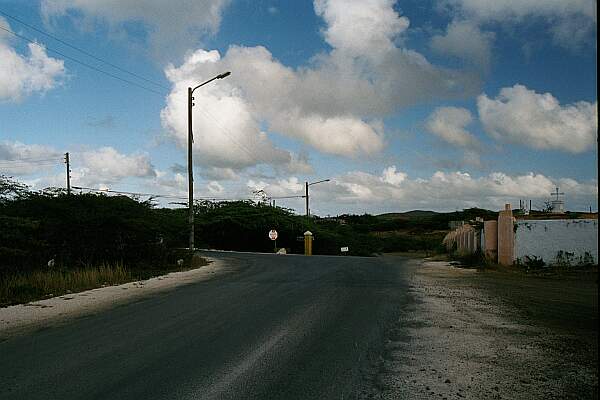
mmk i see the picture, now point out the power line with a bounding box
[0,157,63,163]
[0,25,166,96]
[1,21,280,170]
[0,13,298,173]
[0,164,60,169]
[71,185,257,202]
[72,186,187,200]
[0,10,169,91]
[0,161,62,167]
[270,195,306,199]
[0,12,318,182]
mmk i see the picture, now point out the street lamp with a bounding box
[305,179,330,217]
[188,71,231,252]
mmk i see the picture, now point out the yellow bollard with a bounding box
[304,231,313,256]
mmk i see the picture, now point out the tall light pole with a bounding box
[188,71,231,252]
[305,179,330,217]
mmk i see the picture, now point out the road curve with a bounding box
[0,251,415,400]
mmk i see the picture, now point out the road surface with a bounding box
[0,251,413,400]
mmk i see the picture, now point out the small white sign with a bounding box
[269,229,278,240]
[340,246,349,252]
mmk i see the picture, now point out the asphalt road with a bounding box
[0,251,414,400]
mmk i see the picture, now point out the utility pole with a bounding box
[305,181,309,217]
[64,152,71,195]
[305,179,330,217]
[187,71,231,253]
[188,87,194,253]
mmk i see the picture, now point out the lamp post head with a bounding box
[217,71,231,79]
[308,178,331,186]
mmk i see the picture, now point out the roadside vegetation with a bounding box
[3,175,504,305]
[1,263,131,306]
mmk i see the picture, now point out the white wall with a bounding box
[515,219,598,265]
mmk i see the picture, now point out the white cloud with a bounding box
[447,0,596,21]
[199,167,239,181]
[430,19,494,70]
[425,106,479,148]
[477,84,597,153]
[206,181,224,195]
[444,0,596,49]
[279,151,313,175]
[0,17,65,102]
[0,141,157,190]
[308,167,598,214]
[39,147,157,189]
[247,176,304,198]
[160,0,481,167]
[40,0,231,59]
[241,166,594,214]
[270,113,385,157]
[381,165,406,185]
[76,146,156,182]
[314,0,410,59]
[0,140,62,175]
[160,49,296,172]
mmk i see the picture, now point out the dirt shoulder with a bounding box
[361,258,598,400]
[0,257,233,340]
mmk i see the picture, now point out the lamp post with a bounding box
[305,179,330,217]
[188,71,231,252]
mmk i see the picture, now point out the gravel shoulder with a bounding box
[361,258,598,400]
[0,257,231,340]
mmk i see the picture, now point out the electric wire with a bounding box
[0,159,63,167]
[0,13,309,192]
[1,22,275,170]
[71,185,258,202]
[72,186,187,200]
[0,25,166,96]
[269,195,306,199]
[0,13,286,171]
[0,157,63,163]
[0,160,62,165]
[0,10,169,91]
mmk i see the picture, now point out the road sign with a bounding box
[340,246,349,253]
[269,229,278,241]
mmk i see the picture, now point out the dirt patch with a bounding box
[360,259,598,399]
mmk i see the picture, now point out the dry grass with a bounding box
[0,263,132,307]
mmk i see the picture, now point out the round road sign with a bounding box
[268,229,278,241]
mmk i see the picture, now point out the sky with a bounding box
[0,0,597,216]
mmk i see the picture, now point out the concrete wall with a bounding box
[443,224,479,254]
[515,219,598,265]
[483,220,498,262]
[497,204,514,266]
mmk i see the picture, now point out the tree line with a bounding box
[1,175,491,275]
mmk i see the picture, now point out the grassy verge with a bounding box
[0,254,209,307]
[444,251,598,280]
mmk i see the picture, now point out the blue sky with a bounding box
[0,0,597,215]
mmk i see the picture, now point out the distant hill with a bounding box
[377,210,439,220]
